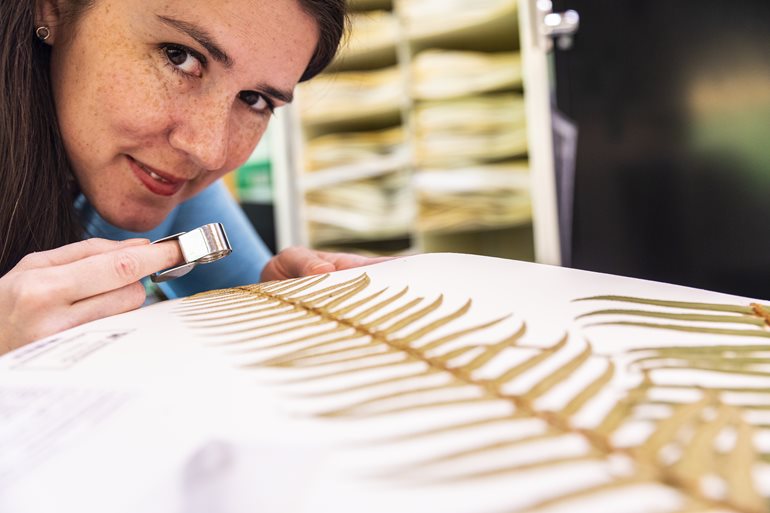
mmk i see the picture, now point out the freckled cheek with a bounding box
[98,57,176,138]
[224,121,269,171]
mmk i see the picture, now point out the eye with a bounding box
[238,90,274,114]
[162,44,204,78]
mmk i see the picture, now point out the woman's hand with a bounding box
[0,238,183,355]
[260,246,394,282]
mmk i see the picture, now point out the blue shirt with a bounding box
[75,181,272,299]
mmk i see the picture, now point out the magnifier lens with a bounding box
[150,223,232,283]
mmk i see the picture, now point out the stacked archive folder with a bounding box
[293,0,532,257]
[404,0,532,239]
[297,6,412,248]
[413,162,531,233]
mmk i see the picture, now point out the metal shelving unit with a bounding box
[271,0,552,261]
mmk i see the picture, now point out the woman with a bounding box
[0,0,385,353]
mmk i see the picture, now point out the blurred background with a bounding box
[226,0,770,300]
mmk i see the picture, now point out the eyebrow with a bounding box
[158,15,232,67]
[259,84,293,104]
[156,15,295,104]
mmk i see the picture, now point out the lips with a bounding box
[127,155,186,196]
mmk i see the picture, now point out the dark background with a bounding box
[552,0,770,299]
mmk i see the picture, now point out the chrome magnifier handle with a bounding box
[150,223,232,283]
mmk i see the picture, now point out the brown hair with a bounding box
[0,0,347,275]
[0,2,84,275]
[297,0,348,82]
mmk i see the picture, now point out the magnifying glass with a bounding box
[150,223,232,283]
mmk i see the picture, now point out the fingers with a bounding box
[1,239,181,354]
[14,238,149,271]
[263,246,335,281]
[9,281,147,349]
[53,240,183,302]
[261,247,396,282]
[69,281,147,328]
[316,251,395,271]
[260,258,286,282]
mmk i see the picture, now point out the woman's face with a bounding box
[46,0,318,231]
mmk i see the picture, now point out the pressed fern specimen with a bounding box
[178,275,769,513]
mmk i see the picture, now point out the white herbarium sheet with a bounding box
[1,253,768,513]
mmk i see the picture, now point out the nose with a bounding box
[168,93,231,171]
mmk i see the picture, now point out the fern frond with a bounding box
[176,292,259,314]
[211,312,325,339]
[521,343,593,401]
[585,321,770,339]
[413,314,511,351]
[369,415,522,444]
[635,360,770,376]
[347,286,409,323]
[408,430,561,468]
[727,421,764,511]
[507,476,659,513]
[435,453,603,483]
[283,347,403,370]
[575,296,762,314]
[461,323,526,372]
[182,275,769,513]
[560,359,615,417]
[577,309,766,326]
[578,295,770,341]
[290,274,370,306]
[318,381,469,416]
[187,304,298,328]
[259,274,330,296]
[237,325,352,354]
[256,334,375,365]
[284,368,443,398]
[267,343,392,368]
[321,396,499,418]
[492,335,568,385]
[273,358,415,385]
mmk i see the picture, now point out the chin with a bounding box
[100,206,170,234]
[121,219,165,233]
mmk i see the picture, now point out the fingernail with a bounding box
[309,262,335,273]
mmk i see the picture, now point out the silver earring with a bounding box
[35,26,51,41]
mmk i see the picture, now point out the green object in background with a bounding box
[236,126,273,204]
[141,276,168,305]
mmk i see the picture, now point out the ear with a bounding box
[35,0,64,44]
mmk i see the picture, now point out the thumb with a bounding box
[303,257,336,276]
[285,246,335,276]
[263,247,336,281]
